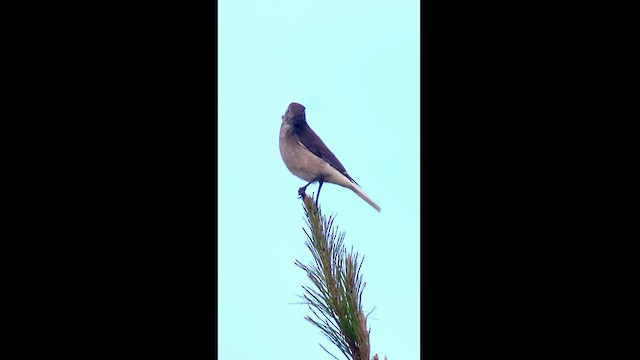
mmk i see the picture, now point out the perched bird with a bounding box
[279,102,381,212]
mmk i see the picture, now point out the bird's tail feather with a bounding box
[349,184,381,212]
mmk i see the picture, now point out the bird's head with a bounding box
[282,102,306,123]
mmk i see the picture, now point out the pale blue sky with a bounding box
[218,1,420,359]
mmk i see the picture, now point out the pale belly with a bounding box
[279,122,352,187]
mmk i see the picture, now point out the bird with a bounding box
[279,102,381,212]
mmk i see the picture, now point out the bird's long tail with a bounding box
[348,183,381,212]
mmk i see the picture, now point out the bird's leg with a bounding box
[298,178,318,198]
[315,180,324,206]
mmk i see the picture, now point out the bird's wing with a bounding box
[295,123,359,186]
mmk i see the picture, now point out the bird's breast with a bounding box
[280,122,325,182]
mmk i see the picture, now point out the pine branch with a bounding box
[294,194,373,360]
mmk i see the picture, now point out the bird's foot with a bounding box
[298,187,307,198]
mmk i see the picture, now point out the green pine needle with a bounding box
[294,194,371,360]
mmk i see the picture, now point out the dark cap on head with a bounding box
[288,102,305,116]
